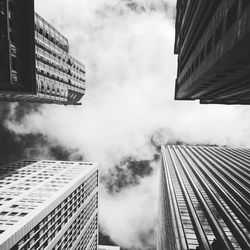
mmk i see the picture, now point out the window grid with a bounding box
[75,215,98,250]
[34,13,86,103]
[9,171,98,250]
[52,194,98,250]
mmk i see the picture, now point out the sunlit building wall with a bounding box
[0,160,98,250]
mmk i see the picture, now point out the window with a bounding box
[226,1,238,31]
[243,0,250,9]
[206,35,213,55]
[19,212,28,217]
[200,48,205,63]
[11,205,18,208]
[9,212,18,216]
[214,22,223,45]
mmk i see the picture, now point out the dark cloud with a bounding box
[0,103,26,165]
[138,228,156,250]
[124,0,170,14]
[49,145,84,161]
[125,0,147,13]
[99,229,124,248]
[102,157,154,194]
[0,103,83,167]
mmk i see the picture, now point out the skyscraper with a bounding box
[0,160,98,250]
[174,1,250,104]
[0,0,85,105]
[99,245,120,250]
[158,145,250,250]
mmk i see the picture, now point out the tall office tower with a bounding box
[0,0,85,105]
[99,245,120,250]
[0,160,98,250]
[158,145,250,250]
[174,1,250,104]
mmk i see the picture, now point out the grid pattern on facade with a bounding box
[74,214,98,250]
[34,13,86,105]
[9,173,98,250]
[159,145,250,250]
[0,161,72,227]
[52,194,98,250]
[174,0,250,104]
[0,0,86,105]
[0,160,37,177]
[0,160,98,250]
[89,235,98,250]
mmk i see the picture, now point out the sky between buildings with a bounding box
[1,0,250,249]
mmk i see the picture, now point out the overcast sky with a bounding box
[2,0,250,249]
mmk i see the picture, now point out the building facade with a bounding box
[0,160,98,250]
[174,0,250,104]
[0,0,85,105]
[158,145,250,250]
[99,245,120,250]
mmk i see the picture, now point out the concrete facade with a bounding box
[0,160,99,250]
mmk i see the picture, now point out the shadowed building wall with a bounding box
[174,0,250,105]
[0,0,85,105]
[158,145,250,249]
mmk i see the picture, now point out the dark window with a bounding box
[9,212,18,216]
[215,22,223,45]
[200,48,205,63]
[195,57,199,69]
[206,36,213,55]
[191,63,195,73]
[11,57,17,70]
[226,1,238,31]
[19,212,28,217]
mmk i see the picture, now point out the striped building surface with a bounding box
[174,0,250,104]
[158,145,250,250]
[0,160,98,250]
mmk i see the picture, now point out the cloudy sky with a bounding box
[2,0,250,249]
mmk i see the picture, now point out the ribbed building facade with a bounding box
[0,0,85,105]
[158,145,250,250]
[0,160,98,250]
[174,0,250,104]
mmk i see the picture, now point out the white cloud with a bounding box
[100,166,159,249]
[5,0,250,249]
